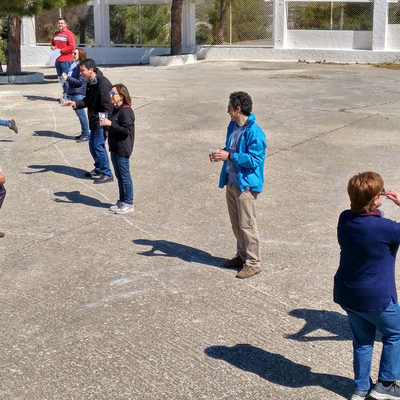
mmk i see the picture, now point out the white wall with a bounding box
[387,25,400,51]
[285,30,373,50]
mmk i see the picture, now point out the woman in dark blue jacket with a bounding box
[62,48,89,142]
[334,171,400,400]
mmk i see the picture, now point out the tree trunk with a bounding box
[216,0,228,44]
[170,0,183,56]
[7,15,21,76]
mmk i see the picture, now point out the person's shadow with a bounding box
[23,164,89,179]
[53,191,111,208]
[133,239,226,267]
[34,130,75,140]
[24,95,59,102]
[285,309,353,341]
[205,344,352,398]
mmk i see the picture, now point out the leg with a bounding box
[116,155,133,205]
[373,300,400,382]
[237,189,261,267]
[111,153,124,202]
[0,184,6,210]
[88,130,100,171]
[56,61,71,94]
[346,309,377,391]
[0,119,10,127]
[226,181,245,261]
[70,94,89,136]
[91,129,111,176]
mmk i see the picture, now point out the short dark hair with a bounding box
[80,58,96,72]
[58,17,67,24]
[229,91,253,116]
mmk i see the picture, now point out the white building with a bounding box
[21,0,400,66]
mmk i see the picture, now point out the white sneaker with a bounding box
[109,200,123,211]
[115,203,134,214]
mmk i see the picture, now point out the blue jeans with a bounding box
[0,119,10,127]
[111,152,133,204]
[345,300,400,391]
[88,129,112,176]
[67,94,89,136]
[55,60,71,94]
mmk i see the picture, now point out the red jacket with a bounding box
[51,28,75,62]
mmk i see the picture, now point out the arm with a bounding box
[67,69,85,87]
[385,190,400,206]
[103,107,134,139]
[230,126,267,169]
[0,172,5,185]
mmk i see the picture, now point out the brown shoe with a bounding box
[223,255,245,268]
[236,265,261,279]
[0,232,4,238]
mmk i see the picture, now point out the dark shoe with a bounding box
[76,134,89,143]
[8,119,18,133]
[351,389,369,400]
[94,174,113,184]
[84,169,102,178]
[223,255,245,268]
[370,381,400,399]
[236,265,261,279]
[0,232,4,238]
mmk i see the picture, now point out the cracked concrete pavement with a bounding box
[0,60,400,399]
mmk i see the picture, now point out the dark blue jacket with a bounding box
[67,62,87,96]
[334,209,400,313]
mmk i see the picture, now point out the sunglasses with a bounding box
[109,91,117,96]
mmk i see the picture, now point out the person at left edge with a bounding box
[51,17,75,96]
[64,59,114,183]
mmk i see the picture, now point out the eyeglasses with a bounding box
[109,91,117,96]
[378,188,386,197]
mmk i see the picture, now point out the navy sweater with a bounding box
[334,209,400,313]
[66,63,87,96]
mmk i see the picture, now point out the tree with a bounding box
[170,0,183,55]
[0,0,88,76]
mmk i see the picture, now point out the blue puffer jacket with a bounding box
[219,113,267,193]
[67,62,87,96]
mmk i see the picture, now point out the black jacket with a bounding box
[75,69,113,130]
[107,103,135,157]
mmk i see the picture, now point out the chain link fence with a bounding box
[389,2,400,25]
[33,0,400,48]
[109,4,170,46]
[35,5,94,45]
[195,0,274,45]
[287,1,373,30]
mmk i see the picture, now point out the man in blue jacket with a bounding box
[210,92,267,279]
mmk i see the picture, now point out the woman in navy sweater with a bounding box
[334,171,400,400]
[101,84,135,214]
[62,48,89,142]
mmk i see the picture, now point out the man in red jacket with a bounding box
[51,17,75,95]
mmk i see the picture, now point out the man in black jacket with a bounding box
[66,59,114,183]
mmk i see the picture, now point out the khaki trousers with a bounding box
[226,181,261,267]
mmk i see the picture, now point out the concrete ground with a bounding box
[1,60,400,399]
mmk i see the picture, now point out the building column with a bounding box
[93,0,110,46]
[372,0,388,50]
[274,0,286,49]
[21,17,37,47]
[182,0,196,49]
